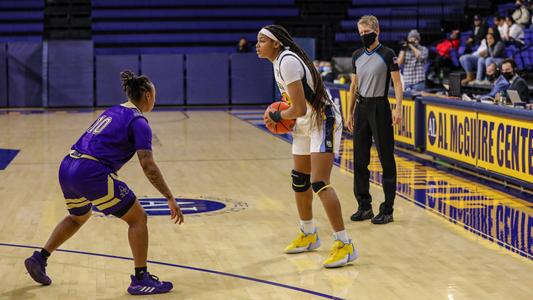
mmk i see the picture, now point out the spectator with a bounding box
[494,16,509,41]
[467,15,488,49]
[237,37,251,53]
[398,29,428,91]
[506,16,526,46]
[472,32,505,84]
[431,30,460,82]
[479,63,509,100]
[459,37,488,85]
[313,60,320,71]
[530,1,533,29]
[512,0,531,28]
[319,61,335,83]
[500,58,530,103]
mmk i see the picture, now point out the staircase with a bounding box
[45,0,91,40]
[278,0,351,59]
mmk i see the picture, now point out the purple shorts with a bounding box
[58,155,136,217]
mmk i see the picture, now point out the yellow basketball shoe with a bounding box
[323,240,358,268]
[284,230,321,254]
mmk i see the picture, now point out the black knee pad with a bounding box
[312,181,330,194]
[291,170,311,192]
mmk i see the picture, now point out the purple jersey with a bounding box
[72,103,152,172]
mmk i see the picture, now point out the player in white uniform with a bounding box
[257,25,357,268]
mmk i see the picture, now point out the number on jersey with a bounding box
[87,115,112,134]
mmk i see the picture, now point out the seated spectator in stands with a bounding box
[471,32,505,84]
[459,37,488,85]
[237,37,251,53]
[313,60,320,71]
[530,1,533,28]
[319,61,335,83]
[501,58,530,103]
[398,29,428,91]
[466,15,488,51]
[494,16,509,41]
[431,30,460,80]
[479,63,509,100]
[512,0,531,28]
[505,16,526,46]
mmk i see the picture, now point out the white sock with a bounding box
[300,219,316,235]
[333,230,349,244]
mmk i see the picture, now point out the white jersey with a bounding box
[273,50,342,155]
[273,50,321,136]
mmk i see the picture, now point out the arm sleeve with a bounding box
[419,46,429,62]
[352,50,361,74]
[488,77,509,97]
[386,49,400,72]
[492,42,505,58]
[279,56,304,85]
[129,117,152,150]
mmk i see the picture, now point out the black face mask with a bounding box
[487,71,500,82]
[502,72,514,81]
[361,32,377,48]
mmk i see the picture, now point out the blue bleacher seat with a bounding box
[92,8,298,19]
[92,0,294,7]
[0,24,43,33]
[95,46,237,55]
[93,20,272,32]
[0,36,42,42]
[94,33,258,44]
[0,11,43,21]
[352,0,465,4]
[0,0,44,9]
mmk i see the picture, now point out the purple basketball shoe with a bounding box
[24,251,52,285]
[127,272,173,295]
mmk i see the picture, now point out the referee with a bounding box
[347,15,403,224]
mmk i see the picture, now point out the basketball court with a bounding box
[1,107,532,299]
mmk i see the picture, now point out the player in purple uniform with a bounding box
[24,70,184,295]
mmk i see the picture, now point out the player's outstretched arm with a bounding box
[137,149,184,224]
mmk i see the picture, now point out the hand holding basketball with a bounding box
[264,101,296,134]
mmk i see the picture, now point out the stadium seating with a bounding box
[0,0,43,42]
[92,0,299,54]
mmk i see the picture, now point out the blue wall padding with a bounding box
[141,54,184,105]
[186,53,229,104]
[96,55,139,106]
[294,38,315,61]
[230,53,273,104]
[7,42,42,107]
[48,41,94,107]
[0,43,7,107]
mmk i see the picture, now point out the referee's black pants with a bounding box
[353,96,397,214]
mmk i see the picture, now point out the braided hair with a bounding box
[263,25,328,127]
[119,70,153,104]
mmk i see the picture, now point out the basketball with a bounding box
[263,101,295,134]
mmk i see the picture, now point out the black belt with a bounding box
[357,96,388,104]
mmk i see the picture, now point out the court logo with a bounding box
[427,111,437,146]
[140,198,227,216]
[92,196,247,217]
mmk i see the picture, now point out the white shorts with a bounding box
[292,105,343,155]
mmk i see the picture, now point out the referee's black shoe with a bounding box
[371,212,393,224]
[350,208,374,221]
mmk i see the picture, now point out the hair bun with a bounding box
[120,70,136,91]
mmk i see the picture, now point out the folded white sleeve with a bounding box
[280,56,305,85]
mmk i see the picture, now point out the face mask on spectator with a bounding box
[502,72,514,81]
[361,32,377,48]
[487,73,498,82]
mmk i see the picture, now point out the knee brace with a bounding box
[312,181,331,194]
[291,170,311,192]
